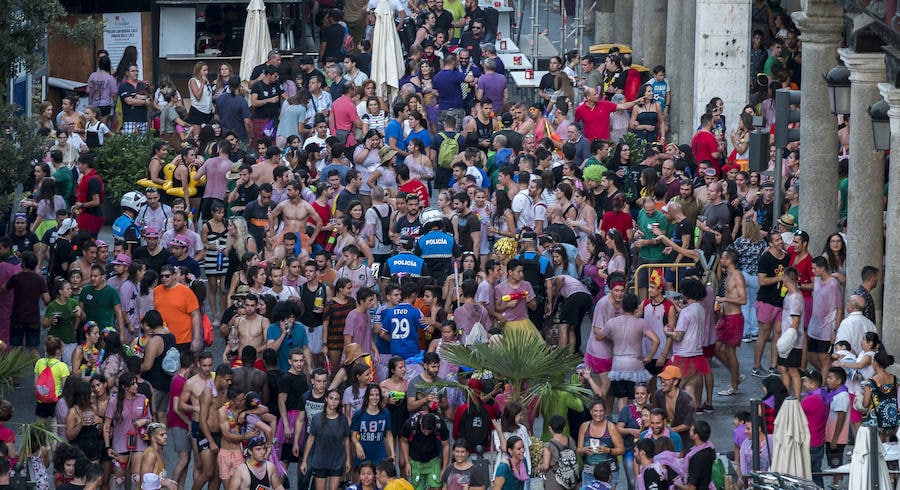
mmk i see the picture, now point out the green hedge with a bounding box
[92,133,160,203]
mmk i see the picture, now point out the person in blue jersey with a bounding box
[383,235,430,281]
[350,384,394,468]
[413,208,460,284]
[112,191,146,255]
[383,283,426,361]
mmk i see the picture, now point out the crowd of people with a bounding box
[0,0,888,489]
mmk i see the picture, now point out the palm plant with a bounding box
[426,329,592,406]
[0,347,37,397]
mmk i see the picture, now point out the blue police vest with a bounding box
[386,252,425,276]
[111,214,138,244]
[417,231,455,259]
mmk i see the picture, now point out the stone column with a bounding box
[594,0,615,44]
[792,1,843,254]
[664,0,694,143]
[837,48,885,322]
[879,83,900,347]
[612,0,633,46]
[693,0,751,139]
[630,0,666,67]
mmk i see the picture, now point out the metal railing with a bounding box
[630,262,697,294]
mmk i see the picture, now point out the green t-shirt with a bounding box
[80,284,120,330]
[636,209,670,262]
[52,166,73,204]
[44,298,80,344]
[838,177,848,220]
[443,0,466,39]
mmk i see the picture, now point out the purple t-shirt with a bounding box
[807,276,842,342]
[433,69,467,110]
[672,302,705,357]
[343,309,373,353]
[476,73,507,112]
[588,296,623,359]
[196,156,233,200]
[600,315,653,373]
[557,275,590,297]
[452,302,491,338]
[494,280,535,321]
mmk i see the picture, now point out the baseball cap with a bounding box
[142,226,160,238]
[521,230,537,242]
[658,365,682,380]
[95,239,109,249]
[501,112,514,126]
[169,235,189,248]
[759,181,774,189]
[57,218,78,235]
[246,434,267,449]
[298,55,315,65]
[111,253,132,266]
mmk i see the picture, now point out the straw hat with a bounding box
[343,343,368,366]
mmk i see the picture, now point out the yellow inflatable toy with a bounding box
[136,162,175,189]
[165,166,207,197]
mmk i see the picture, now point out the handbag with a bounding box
[202,313,214,347]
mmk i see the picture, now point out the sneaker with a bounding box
[739,374,746,384]
[742,336,754,343]
[718,386,740,396]
[751,367,769,378]
[768,365,779,374]
[695,406,705,414]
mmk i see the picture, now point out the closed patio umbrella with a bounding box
[241,0,273,82]
[370,0,403,99]
[770,398,811,478]
[849,425,890,490]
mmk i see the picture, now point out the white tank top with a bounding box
[189,77,213,114]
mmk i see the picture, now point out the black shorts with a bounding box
[807,337,831,354]
[10,322,40,348]
[35,401,56,418]
[609,380,635,399]
[311,467,344,478]
[826,444,845,468]
[200,197,225,221]
[434,166,452,190]
[559,291,592,327]
[97,105,112,117]
[778,348,803,368]
[186,106,214,126]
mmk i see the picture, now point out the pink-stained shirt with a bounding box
[167,374,190,430]
[600,315,654,373]
[587,296,623,359]
[494,280,535,322]
[196,156,234,200]
[801,392,827,447]
[673,302,705,357]
[807,276,842,342]
[556,275,590,297]
[343,308,374,353]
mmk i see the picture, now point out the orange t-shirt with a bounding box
[153,284,200,344]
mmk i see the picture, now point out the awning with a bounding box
[48,77,86,91]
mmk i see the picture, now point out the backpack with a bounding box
[459,403,491,447]
[550,439,580,489]
[341,24,354,55]
[437,132,461,169]
[398,17,418,53]
[517,252,547,298]
[161,335,180,375]
[35,359,59,404]
[371,205,393,246]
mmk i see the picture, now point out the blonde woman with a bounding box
[225,216,258,300]
[187,62,215,137]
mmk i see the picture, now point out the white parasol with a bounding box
[769,398,811,478]
[370,0,404,99]
[848,425,891,490]
[240,0,273,82]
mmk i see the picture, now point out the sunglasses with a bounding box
[160,273,172,279]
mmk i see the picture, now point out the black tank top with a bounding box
[144,332,176,391]
[299,282,326,328]
[246,462,271,489]
[475,117,494,142]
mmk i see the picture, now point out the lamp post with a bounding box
[824,64,851,115]
[868,99,891,151]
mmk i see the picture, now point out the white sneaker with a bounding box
[717,386,740,396]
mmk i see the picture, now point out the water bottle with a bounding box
[216,244,224,272]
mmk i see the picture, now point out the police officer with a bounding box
[414,208,460,285]
[112,191,147,255]
[383,235,429,281]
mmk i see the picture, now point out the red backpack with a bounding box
[35,359,60,404]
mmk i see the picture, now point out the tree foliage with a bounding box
[0,0,102,216]
[93,133,159,203]
[425,328,592,407]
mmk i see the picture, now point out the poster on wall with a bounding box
[103,13,144,80]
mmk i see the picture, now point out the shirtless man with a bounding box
[237,294,269,354]
[71,241,98,286]
[229,436,285,490]
[179,352,216,490]
[269,181,322,245]
[196,363,232,490]
[714,249,746,397]
[252,146,281,185]
[218,388,262,489]
[231,345,269,397]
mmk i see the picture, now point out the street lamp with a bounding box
[868,99,891,151]
[824,64,851,115]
